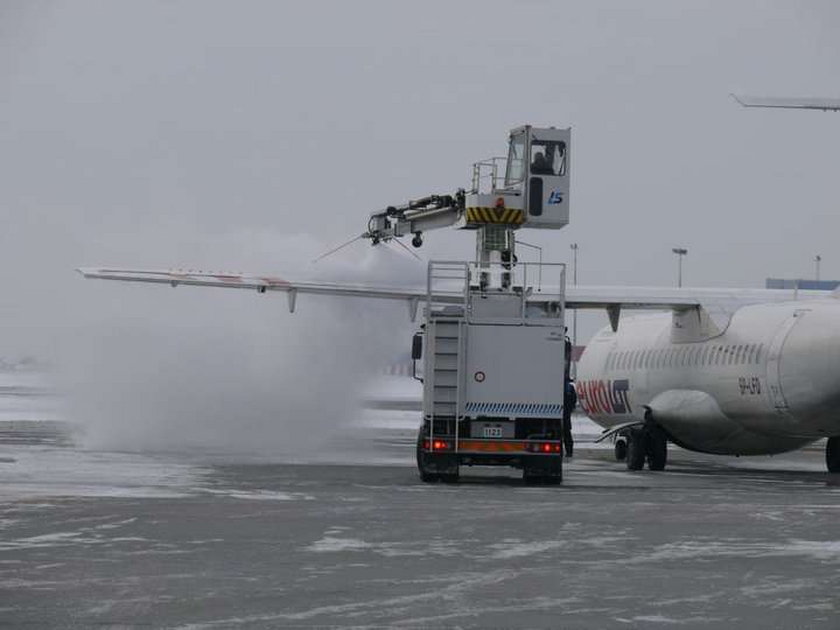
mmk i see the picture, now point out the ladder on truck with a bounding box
[425,262,469,455]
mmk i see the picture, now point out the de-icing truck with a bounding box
[365,125,572,483]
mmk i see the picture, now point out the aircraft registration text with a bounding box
[738,376,762,396]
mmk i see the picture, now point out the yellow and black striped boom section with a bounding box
[464,206,525,225]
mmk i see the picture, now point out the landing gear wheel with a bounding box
[614,438,628,462]
[626,430,647,471]
[647,428,668,471]
[827,436,840,473]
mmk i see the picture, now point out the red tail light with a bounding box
[423,439,452,451]
[527,442,562,453]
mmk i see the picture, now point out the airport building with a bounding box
[766,278,840,291]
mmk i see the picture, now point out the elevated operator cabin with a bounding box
[464,125,570,231]
[503,125,570,229]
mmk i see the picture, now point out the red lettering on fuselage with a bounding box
[576,379,632,416]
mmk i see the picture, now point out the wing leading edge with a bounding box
[78,266,833,331]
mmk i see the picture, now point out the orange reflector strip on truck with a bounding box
[456,440,528,453]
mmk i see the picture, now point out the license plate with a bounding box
[483,426,503,438]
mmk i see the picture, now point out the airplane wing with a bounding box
[79,266,831,332]
[77,267,441,320]
[731,94,840,111]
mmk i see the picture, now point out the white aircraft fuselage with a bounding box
[576,298,840,456]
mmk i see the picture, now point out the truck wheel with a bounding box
[626,430,646,471]
[827,437,840,473]
[416,432,438,482]
[614,437,628,461]
[419,470,439,483]
[440,471,460,484]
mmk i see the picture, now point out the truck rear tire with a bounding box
[523,456,563,484]
[827,437,840,473]
[419,470,440,483]
[440,471,460,483]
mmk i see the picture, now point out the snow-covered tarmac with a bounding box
[0,377,839,628]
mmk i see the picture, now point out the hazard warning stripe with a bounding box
[465,207,525,224]
[465,402,563,416]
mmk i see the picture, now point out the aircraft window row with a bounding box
[605,343,764,372]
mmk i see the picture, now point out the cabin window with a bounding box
[530,140,567,177]
[505,132,526,185]
[736,345,745,364]
[756,344,764,363]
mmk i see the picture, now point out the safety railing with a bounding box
[470,157,507,194]
[425,260,565,326]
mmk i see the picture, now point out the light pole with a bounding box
[672,247,688,288]
[815,255,822,282]
[570,243,578,377]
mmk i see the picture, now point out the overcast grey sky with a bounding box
[2,0,839,355]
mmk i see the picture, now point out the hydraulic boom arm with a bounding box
[365,190,466,247]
